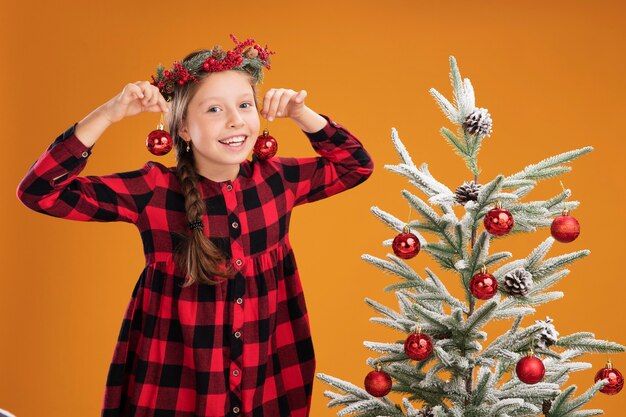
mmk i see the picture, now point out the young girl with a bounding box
[16,35,373,417]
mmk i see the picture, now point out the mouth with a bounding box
[218,135,247,148]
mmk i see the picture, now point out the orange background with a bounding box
[2,0,625,415]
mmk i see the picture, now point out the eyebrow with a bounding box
[197,93,255,108]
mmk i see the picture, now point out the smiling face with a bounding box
[179,70,260,182]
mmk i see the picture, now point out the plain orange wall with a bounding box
[2,0,625,415]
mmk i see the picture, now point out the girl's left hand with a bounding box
[261,88,308,122]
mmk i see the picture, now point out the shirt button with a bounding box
[81,151,89,158]
[235,259,243,267]
[233,406,240,413]
[236,298,243,305]
[233,369,240,376]
[232,221,239,229]
[234,331,241,338]
[226,184,233,191]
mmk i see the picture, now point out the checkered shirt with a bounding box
[16,114,374,417]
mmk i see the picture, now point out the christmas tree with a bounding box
[316,57,625,417]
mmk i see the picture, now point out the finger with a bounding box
[131,81,147,98]
[146,85,161,108]
[145,102,166,113]
[159,96,170,113]
[294,89,307,104]
[139,84,157,108]
[276,90,297,117]
[261,89,277,118]
[121,84,144,105]
[267,88,286,121]
[149,84,169,112]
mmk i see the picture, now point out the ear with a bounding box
[178,122,190,142]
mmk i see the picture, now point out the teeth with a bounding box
[219,135,246,144]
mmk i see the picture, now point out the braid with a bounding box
[174,149,233,287]
[165,55,257,287]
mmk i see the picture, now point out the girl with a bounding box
[16,35,373,417]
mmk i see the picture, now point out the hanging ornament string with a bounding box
[595,357,624,395]
[146,111,173,156]
[551,181,581,243]
[516,340,545,385]
[470,264,498,300]
[392,205,420,259]
[253,114,278,159]
[404,325,433,361]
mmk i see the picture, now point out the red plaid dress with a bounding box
[16,115,373,417]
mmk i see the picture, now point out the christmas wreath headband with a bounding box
[151,34,274,101]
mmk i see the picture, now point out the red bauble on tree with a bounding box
[253,129,278,159]
[595,360,624,395]
[146,121,173,156]
[470,266,499,300]
[392,227,421,259]
[404,330,433,361]
[484,201,514,236]
[550,210,581,243]
[364,366,392,397]
[516,354,545,384]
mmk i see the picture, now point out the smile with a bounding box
[218,135,247,146]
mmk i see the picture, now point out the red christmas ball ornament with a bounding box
[364,367,392,397]
[392,227,421,259]
[470,266,499,300]
[484,201,514,236]
[595,360,624,395]
[516,354,545,384]
[253,129,278,159]
[404,330,433,361]
[550,210,580,243]
[146,124,173,156]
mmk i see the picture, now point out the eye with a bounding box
[240,102,254,109]
[207,106,221,113]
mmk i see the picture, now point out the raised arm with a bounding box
[16,81,169,223]
[277,114,374,206]
[16,123,160,223]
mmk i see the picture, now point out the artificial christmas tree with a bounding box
[316,57,624,417]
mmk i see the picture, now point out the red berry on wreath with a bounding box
[484,201,514,236]
[364,366,392,397]
[595,360,624,395]
[550,210,580,243]
[253,129,278,159]
[516,354,545,384]
[404,330,433,361]
[470,266,499,300]
[392,227,421,259]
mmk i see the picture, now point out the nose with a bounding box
[227,108,245,128]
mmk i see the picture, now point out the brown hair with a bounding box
[167,50,258,287]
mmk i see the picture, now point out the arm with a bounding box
[16,123,158,224]
[16,80,170,223]
[279,114,374,206]
[260,88,374,205]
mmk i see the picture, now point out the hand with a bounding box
[260,88,308,122]
[100,81,169,124]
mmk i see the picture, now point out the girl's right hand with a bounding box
[101,81,169,124]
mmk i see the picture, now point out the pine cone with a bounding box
[211,45,227,60]
[503,267,533,296]
[244,47,259,58]
[454,181,482,205]
[463,107,493,137]
[536,316,559,349]
[542,399,552,415]
[164,81,175,95]
[417,406,435,417]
